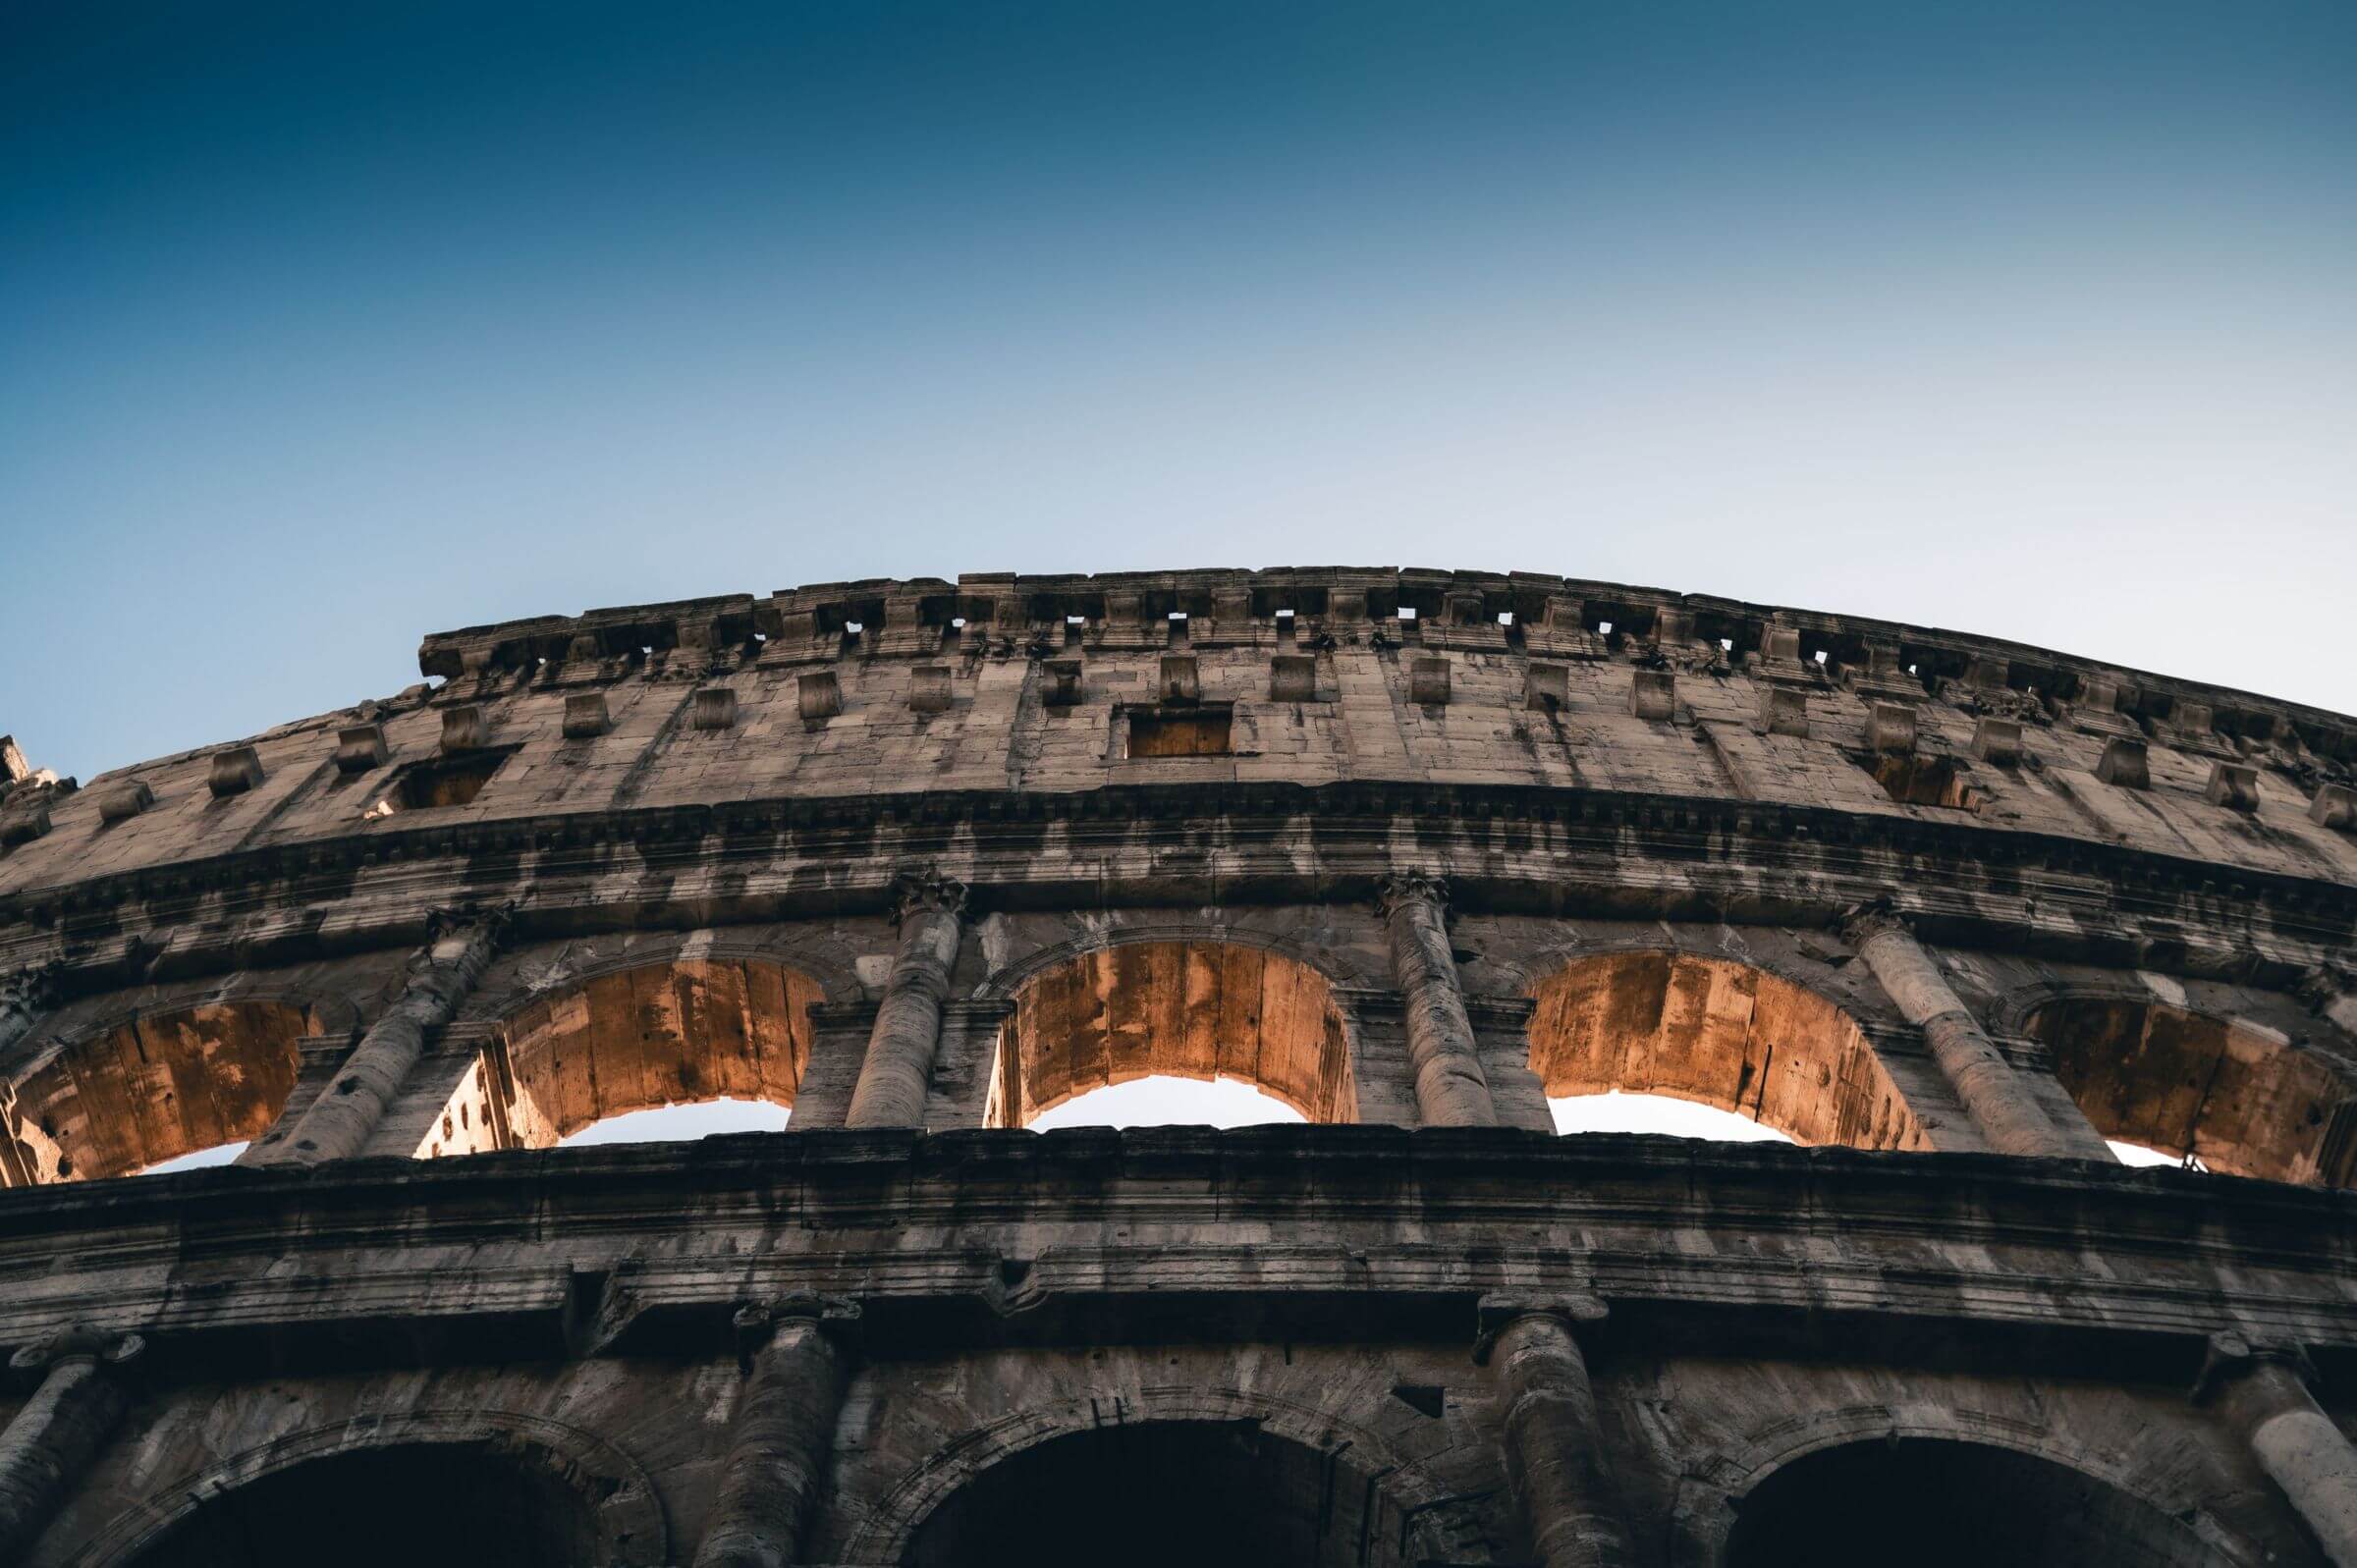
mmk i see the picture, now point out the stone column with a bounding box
[694,1297,860,1568]
[253,906,509,1164]
[1377,875,1499,1127]
[0,1330,143,1561]
[845,874,966,1128]
[1475,1293,1631,1568]
[2202,1334,2357,1567]
[1840,902,2078,1158]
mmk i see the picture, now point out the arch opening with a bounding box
[2,1000,317,1185]
[1025,1075,1306,1131]
[124,1440,603,1568]
[1527,951,1926,1150]
[902,1420,1418,1568]
[1548,1091,1795,1143]
[1725,1437,2228,1568]
[424,958,821,1157]
[987,942,1355,1128]
[2027,997,2357,1185]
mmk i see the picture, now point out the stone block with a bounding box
[1629,670,1675,722]
[1652,607,1693,645]
[1868,704,1916,754]
[96,779,154,823]
[1761,626,1803,664]
[335,724,390,772]
[797,673,842,722]
[2204,763,2261,812]
[1970,718,2022,766]
[2096,737,2149,789]
[439,706,490,754]
[562,695,610,739]
[1525,664,1568,713]
[1159,655,1201,704]
[1043,660,1084,707]
[1269,655,1317,702]
[1966,655,2010,689]
[2174,701,2215,736]
[693,687,740,731]
[2312,784,2357,830]
[1760,687,1810,738]
[0,797,49,845]
[208,746,264,797]
[910,666,954,714]
[1409,658,1451,706]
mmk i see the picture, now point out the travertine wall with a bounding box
[3,567,2356,1567]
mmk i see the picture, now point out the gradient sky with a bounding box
[5,0,2354,786]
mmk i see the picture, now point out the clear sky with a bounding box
[3,1,2353,784]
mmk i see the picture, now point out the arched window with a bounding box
[904,1420,1423,1567]
[987,943,1354,1128]
[2026,997,2357,1184]
[2,1000,316,1184]
[423,959,821,1156]
[1727,1437,2234,1567]
[1527,951,1926,1149]
[125,1441,612,1568]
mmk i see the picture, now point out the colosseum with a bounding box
[4,566,2357,1567]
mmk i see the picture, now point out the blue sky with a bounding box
[6,1,2355,783]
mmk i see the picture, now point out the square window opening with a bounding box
[1126,708,1233,759]
[383,748,516,813]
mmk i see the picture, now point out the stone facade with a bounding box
[3,566,2357,1565]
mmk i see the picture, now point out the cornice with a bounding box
[0,1130,2352,1378]
[2,780,2351,991]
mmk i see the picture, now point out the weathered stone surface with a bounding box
[1,566,2355,1567]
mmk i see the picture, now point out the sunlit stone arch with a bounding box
[1525,948,1931,1149]
[2,997,327,1183]
[985,938,1359,1127]
[427,953,828,1155]
[2016,987,2357,1185]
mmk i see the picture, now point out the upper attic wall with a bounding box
[3,567,2355,902]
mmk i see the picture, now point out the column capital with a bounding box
[8,1327,144,1381]
[1472,1290,1609,1365]
[2296,963,2354,1013]
[730,1296,862,1371]
[890,870,967,924]
[1376,871,1449,920]
[424,898,518,948]
[2195,1330,2319,1402]
[1837,895,1911,948]
[0,959,61,1015]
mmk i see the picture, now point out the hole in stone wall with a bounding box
[1126,708,1233,758]
[386,748,515,812]
[989,943,1356,1128]
[1860,752,1982,811]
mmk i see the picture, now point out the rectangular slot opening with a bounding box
[1126,708,1233,758]
[1864,752,1981,812]
[387,749,515,812]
